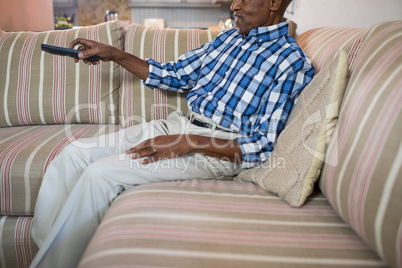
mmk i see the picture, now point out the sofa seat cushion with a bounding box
[0,216,38,268]
[79,180,387,268]
[0,21,123,127]
[320,21,402,268]
[297,27,368,73]
[0,124,122,216]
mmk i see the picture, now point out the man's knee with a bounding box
[58,141,97,166]
[60,142,84,158]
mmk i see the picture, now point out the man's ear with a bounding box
[270,0,282,11]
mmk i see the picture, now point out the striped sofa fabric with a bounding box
[297,27,368,73]
[80,22,401,268]
[1,20,400,268]
[0,21,126,268]
[0,24,220,268]
[0,21,123,127]
[0,216,38,268]
[0,124,123,216]
[79,180,387,268]
[0,125,124,266]
[320,21,402,268]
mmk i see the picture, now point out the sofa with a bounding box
[0,19,400,268]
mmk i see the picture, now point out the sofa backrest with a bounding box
[0,21,124,127]
[296,27,368,73]
[319,21,402,268]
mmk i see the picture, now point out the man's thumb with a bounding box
[78,52,86,58]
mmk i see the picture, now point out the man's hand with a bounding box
[126,134,194,165]
[69,38,150,80]
[69,38,122,65]
[126,134,242,165]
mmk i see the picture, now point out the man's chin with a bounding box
[236,27,246,36]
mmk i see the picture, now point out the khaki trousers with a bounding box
[30,110,243,268]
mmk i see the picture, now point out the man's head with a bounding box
[231,0,292,36]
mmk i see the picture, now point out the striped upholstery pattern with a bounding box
[0,21,123,127]
[0,216,38,268]
[296,27,368,73]
[320,21,402,268]
[0,124,122,216]
[120,24,219,127]
[79,180,387,268]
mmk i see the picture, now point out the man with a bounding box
[31,0,314,267]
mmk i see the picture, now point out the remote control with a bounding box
[41,43,103,62]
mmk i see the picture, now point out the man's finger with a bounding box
[126,140,151,154]
[140,154,160,165]
[69,38,94,49]
[69,38,83,49]
[80,47,102,60]
[129,147,156,159]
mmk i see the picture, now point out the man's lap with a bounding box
[66,110,243,185]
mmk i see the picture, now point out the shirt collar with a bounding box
[246,20,289,41]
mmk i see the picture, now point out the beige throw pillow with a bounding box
[235,50,349,207]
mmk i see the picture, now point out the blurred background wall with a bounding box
[285,0,402,35]
[0,0,54,31]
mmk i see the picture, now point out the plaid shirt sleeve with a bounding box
[144,41,213,92]
[236,57,315,169]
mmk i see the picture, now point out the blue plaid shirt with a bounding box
[144,21,315,169]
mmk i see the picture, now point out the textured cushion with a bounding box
[120,24,220,127]
[320,21,402,268]
[287,20,297,38]
[297,27,368,73]
[235,50,349,207]
[0,124,122,216]
[79,180,387,268]
[0,21,124,127]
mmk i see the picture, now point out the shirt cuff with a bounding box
[143,59,162,89]
[236,136,268,169]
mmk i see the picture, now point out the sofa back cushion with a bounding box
[320,21,402,268]
[297,27,368,73]
[120,24,220,127]
[0,21,124,127]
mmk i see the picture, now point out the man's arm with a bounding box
[237,57,315,169]
[69,38,149,81]
[70,38,243,164]
[126,134,242,164]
